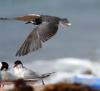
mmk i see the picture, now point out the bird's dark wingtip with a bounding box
[15,51,23,57]
[15,52,20,57]
[15,51,29,57]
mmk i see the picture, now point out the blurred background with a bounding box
[0,0,100,77]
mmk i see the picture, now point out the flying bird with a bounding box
[15,14,71,56]
[0,14,71,56]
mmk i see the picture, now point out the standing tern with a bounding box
[13,60,55,85]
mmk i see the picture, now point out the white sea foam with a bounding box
[24,58,100,83]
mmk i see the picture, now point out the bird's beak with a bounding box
[66,22,72,26]
[63,22,72,27]
[60,22,72,27]
[13,64,16,68]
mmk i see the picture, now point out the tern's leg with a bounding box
[0,81,4,88]
[42,80,45,85]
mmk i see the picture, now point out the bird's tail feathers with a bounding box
[39,72,55,78]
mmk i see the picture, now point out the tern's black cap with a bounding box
[14,60,23,67]
[0,62,9,71]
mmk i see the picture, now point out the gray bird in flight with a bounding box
[15,14,71,56]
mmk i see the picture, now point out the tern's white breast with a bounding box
[1,70,16,81]
[14,67,24,78]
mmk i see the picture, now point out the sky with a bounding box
[0,0,100,62]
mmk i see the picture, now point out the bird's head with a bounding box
[60,18,71,27]
[0,62,9,71]
[14,60,23,68]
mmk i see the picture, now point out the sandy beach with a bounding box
[0,82,100,91]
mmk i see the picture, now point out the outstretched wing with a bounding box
[15,15,40,21]
[37,22,58,42]
[16,22,58,56]
[16,27,42,56]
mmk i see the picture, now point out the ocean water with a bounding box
[0,0,100,83]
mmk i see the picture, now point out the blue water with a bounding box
[0,0,100,62]
[74,76,100,89]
